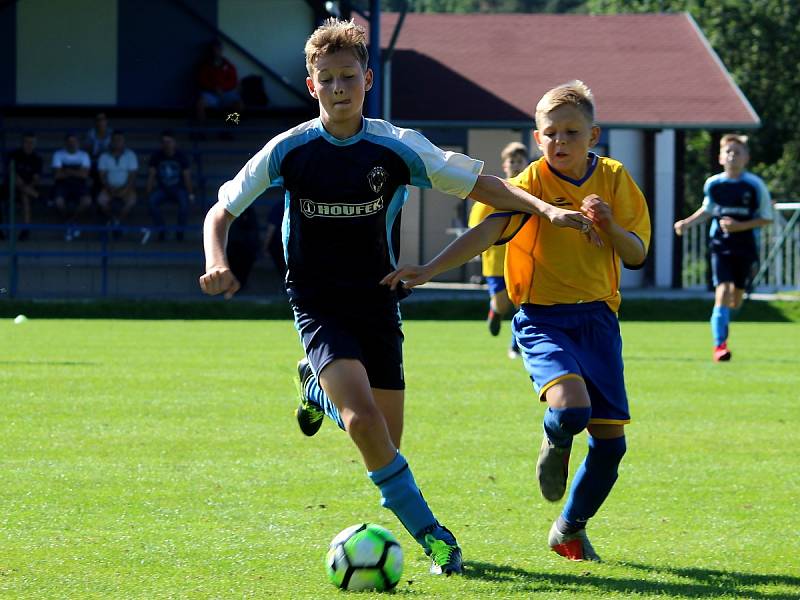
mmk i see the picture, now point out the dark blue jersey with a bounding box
[220,118,483,305]
[703,171,771,256]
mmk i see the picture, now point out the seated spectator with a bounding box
[52,132,92,241]
[195,39,243,123]
[85,112,112,198]
[97,130,138,238]
[145,131,195,242]
[4,132,43,241]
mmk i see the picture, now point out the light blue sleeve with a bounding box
[701,175,717,215]
[366,120,483,199]
[751,173,773,220]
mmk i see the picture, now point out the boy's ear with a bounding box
[533,129,542,147]
[590,125,601,147]
[305,76,318,99]
[364,68,374,92]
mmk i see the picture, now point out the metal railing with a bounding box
[681,202,800,291]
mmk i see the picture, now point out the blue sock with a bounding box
[368,452,440,550]
[304,376,345,431]
[561,436,627,529]
[710,305,730,345]
[543,406,591,448]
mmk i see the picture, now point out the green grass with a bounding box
[1,318,799,598]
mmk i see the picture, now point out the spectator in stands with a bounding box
[4,132,43,241]
[85,112,112,198]
[52,132,92,241]
[195,39,244,123]
[145,130,194,242]
[97,130,138,238]
[263,199,287,278]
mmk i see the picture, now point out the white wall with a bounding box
[217,0,313,107]
[654,129,676,287]
[609,129,647,288]
[17,0,117,104]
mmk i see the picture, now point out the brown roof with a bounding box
[375,12,759,129]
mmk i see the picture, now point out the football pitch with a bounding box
[2,317,798,599]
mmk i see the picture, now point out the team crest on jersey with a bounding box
[300,197,384,218]
[367,166,388,194]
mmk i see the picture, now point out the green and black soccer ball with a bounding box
[326,523,403,591]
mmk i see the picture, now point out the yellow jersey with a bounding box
[468,200,506,277]
[501,154,651,312]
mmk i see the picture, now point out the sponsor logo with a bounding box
[300,197,384,218]
[368,166,388,194]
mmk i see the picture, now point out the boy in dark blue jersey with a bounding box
[674,134,772,361]
[199,18,592,576]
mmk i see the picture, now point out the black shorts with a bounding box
[711,252,758,290]
[291,298,405,390]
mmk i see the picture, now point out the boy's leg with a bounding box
[711,283,733,361]
[320,359,461,573]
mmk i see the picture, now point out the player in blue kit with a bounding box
[674,134,772,361]
[199,19,592,576]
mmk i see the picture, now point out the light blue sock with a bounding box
[304,377,345,431]
[710,305,730,345]
[562,436,627,530]
[368,452,440,550]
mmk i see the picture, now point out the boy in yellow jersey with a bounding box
[383,81,651,561]
[468,142,529,358]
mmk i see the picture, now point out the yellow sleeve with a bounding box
[613,166,652,267]
[468,200,496,228]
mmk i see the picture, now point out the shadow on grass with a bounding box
[462,560,800,599]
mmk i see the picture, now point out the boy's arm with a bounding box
[582,194,647,266]
[674,205,710,235]
[199,202,240,299]
[382,216,508,290]
[470,174,594,233]
[718,215,772,233]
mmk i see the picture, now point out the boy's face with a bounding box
[719,141,748,172]
[534,105,599,179]
[502,152,528,178]
[306,49,372,135]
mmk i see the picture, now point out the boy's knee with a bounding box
[344,405,385,439]
[547,406,591,436]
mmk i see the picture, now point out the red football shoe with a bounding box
[713,342,732,362]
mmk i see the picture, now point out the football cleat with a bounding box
[295,358,324,436]
[713,342,732,362]
[548,520,601,562]
[536,434,571,502]
[487,308,502,336]
[423,525,462,575]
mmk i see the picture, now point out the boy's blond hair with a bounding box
[500,141,528,161]
[535,80,595,127]
[720,133,749,149]
[304,18,369,76]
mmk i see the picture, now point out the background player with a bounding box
[468,141,529,358]
[383,81,650,562]
[199,20,593,576]
[674,134,772,361]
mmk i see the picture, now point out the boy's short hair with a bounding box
[720,133,748,149]
[535,80,595,127]
[501,142,528,161]
[304,18,369,76]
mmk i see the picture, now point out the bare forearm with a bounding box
[607,223,647,266]
[470,175,553,217]
[680,207,710,228]
[203,203,235,270]
[426,218,506,277]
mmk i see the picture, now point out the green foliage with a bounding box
[1,319,799,597]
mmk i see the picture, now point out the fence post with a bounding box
[7,160,17,297]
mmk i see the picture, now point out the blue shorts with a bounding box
[512,301,630,424]
[486,276,507,297]
[290,299,405,390]
[711,252,758,290]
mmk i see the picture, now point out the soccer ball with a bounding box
[326,523,403,591]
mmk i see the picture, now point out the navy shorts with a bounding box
[290,299,405,390]
[512,301,630,424]
[486,276,507,297]
[711,252,758,290]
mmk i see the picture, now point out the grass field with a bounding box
[2,317,799,599]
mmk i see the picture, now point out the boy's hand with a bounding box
[199,267,240,299]
[718,216,743,233]
[545,205,603,246]
[581,194,616,232]
[380,264,434,290]
[674,220,687,236]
